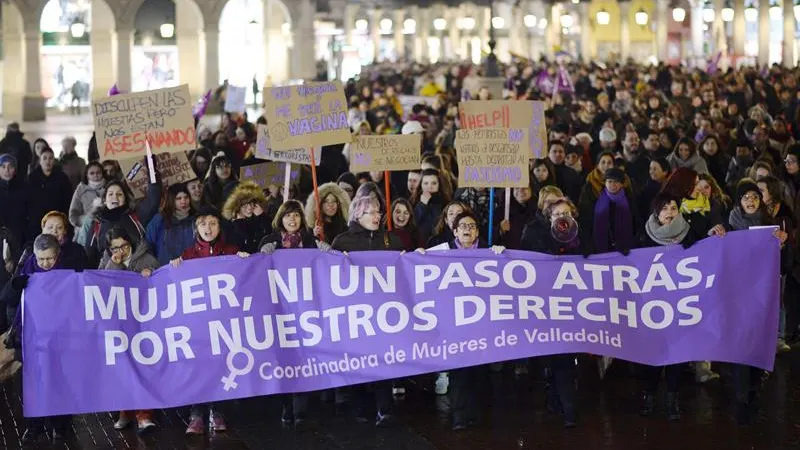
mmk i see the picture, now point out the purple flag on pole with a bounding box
[707,51,722,75]
[535,70,555,95]
[555,65,575,94]
[22,230,779,416]
[108,84,120,96]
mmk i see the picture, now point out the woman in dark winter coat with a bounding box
[418,210,506,431]
[636,193,701,422]
[331,196,403,427]
[25,147,72,239]
[519,198,582,428]
[579,167,638,255]
[699,135,731,190]
[202,152,239,210]
[637,157,671,223]
[426,201,472,248]
[387,198,421,251]
[260,200,329,429]
[145,183,196,266]
[222,181,271,253]
[77,179,161,268]
[306,182,350,245]
[499,186,538,249]
[728,181,789,424]
[411,168,449,244]
[1,234,71,443]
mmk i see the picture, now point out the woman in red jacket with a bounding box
[170,208,249,435]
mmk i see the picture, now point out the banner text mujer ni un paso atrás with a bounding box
[22,229,779,416]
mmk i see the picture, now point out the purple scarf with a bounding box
[454,238,479,249]
[593,188,634,253]
[21,253,63,275]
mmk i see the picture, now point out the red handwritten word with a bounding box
[459,105,510,130]
[103,127,196,157]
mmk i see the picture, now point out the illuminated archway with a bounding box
[219,0,265,105]
[39,0,93,110]
[133,0,178,92]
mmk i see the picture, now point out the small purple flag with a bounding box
[108,84,120,96]
[193,89,212,121]
[555,65,575,94]
[707,51,722,75]
[535,70,555,95]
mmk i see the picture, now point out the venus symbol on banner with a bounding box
[221,347,255,391]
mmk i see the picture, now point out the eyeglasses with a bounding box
[742,193,760,202]
[109,243,131,254]
[457,223,478,231]
[785,158,798,166]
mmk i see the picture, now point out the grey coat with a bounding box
[101,241,159,273]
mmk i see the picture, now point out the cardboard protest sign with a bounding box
[454,127,530,189]
[458,100,547,158]
[397,95,435,119]
[119,151,195,199]
[239,162,300,190]
[224,85,246,114]
[263,81,351,150]
[348,134,422,172]
[255,124,321,165]
[93,85,196,159]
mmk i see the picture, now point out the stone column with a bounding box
[546,2,560,58]
[394,10,405,61]
[115,27,134,93]
[619,0,631,61]
[344,3,357,47]
[205,27,221,90]
[370,9,382,62]
[291,0,316,80]
[176,0,205,99]
[1,23,25,121]
[21,30,46,121]
[733,0,746,60]
[713,0,727,56]
[656,0,668,62]
[784,0,796,67]
[758,0,770,66]
[418,7,431,62]
[91,29,117,100]
[448,8,461,60]
[690,0,705,67]
[579,1,591,63]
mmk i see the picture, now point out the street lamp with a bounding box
[538,18,548,29]
[769,2,782,20]
[492,16,505,29]
[160,22,175,39]
[433,17,447,31]
[702,2,715,22]
[523,14,537,28]
[403,18,416,33]
[721,3,735,22]
[559,13,574,28]
[673,7,686,22]
[745,3,758,21]
[596,8,610,25]
[485,0,499,78]
[380,18,392,33]
[635,8,649,26]
[459,17,476,30]
[70,20,86,38]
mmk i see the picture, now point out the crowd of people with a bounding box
[0,58,795,443]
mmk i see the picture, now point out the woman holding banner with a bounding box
[635,193,701,421]
[387,199,421,251]
[520,198,581,428]
[332,195,403,427]
[222,181,271,254]
[426,201,472,248]
[145,184,197,266]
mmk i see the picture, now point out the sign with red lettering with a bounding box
[119,151,196,199]
[458,100,547,158]
[93,85,196,160]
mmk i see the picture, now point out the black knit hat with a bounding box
[604,167,626,183]
[195,207,222,222]
[736,181,762,204]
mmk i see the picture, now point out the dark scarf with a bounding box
[729,207,764,231]
[281,231,303,249]
[99,205,130,222]
[593,188,633,253]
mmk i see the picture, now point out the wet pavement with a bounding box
[2,354,800,450]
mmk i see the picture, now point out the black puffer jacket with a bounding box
[332,223,404,252]
[25,167,73,239]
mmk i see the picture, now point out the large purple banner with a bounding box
[23,230,779,416]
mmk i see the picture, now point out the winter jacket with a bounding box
[145,212,196,267]
[102,241,159,272]
[69,182,104,229]
[305,182,351,244]
[59,152,86,189]
[181,236,239,260]
[390,228,421,251]
[500,199,538,250]
[702,152,733,193]
[203,178,239,211]
[414,195,444,245]
[0,178,27,244]
[725,156,754,192]
[78,182,162,267]
[229,215,271,254]
[331,223,404,252]
[25,167,72,239]
[0,131,32,182]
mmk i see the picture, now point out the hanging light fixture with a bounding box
[596,8,610,25]
[380,18,392,33]
[523,14,537,28]
[745,2,758,21]
[70,20,86,38]
[795,0,800,21]
[769,2,782,19]
[702,2,715,22]
[492,16,505,29]
[721,2,735,22]
[673,7,686,22]
[559,13,573,28]
[355,18,368,32]
[460,16,476,30]
[159,22,174,39]
[403,18,416,33]
[635,8,649,26]
[433,17,447,31]
[538,17,548,29]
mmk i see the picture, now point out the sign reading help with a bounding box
[254,125,321,165]
[458,100,547,158]
[240,162,300,190]
[119,151,196,199]
[349,134,422,172]
[455,127,530,189]
[93,85,196,159]
[263,82,352,151]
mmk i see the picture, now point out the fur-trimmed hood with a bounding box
[305,182,351,226]
[222,180,268,220]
